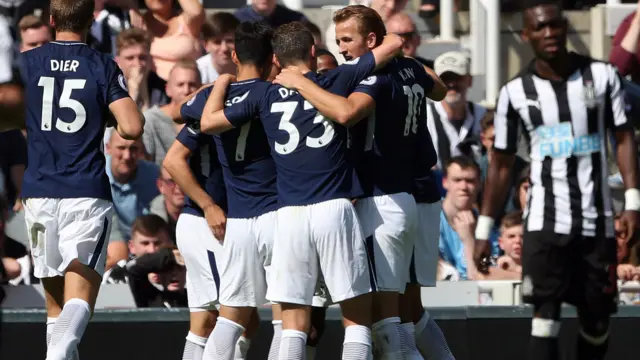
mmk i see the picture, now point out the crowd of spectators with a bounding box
[0,0,639,307]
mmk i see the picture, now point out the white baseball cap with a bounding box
[434,51,470,77]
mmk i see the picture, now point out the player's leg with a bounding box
[305,306,327,360]
[48,198,113,360]
[204,215,272,360]
[267,303,283,360]
[316,198,375,360]
[357,194,418,360]
[176,214,224,360]
[267,206,318,360]
[404,201,454,360]
[575,235,618,360]
[522,231,572,360]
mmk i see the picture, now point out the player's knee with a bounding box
[531,302,561,338]
[578,311,610,345]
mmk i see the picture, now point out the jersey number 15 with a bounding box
[38,76,87,133]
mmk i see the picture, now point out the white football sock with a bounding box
[278,329,307,360]
[203,317,245,360]
[342,325,372,360]
[183,332,207,360]
[46,298,90,360]
[268,320,283,360]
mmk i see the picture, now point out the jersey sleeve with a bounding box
[352,74,387,100]
[105,59,130,105]
[605,64,632,131]
[331,51,377,91]
[415,112,438,173]
[492,84,520,154]
[176,124,201,152]
[223,90,261,128]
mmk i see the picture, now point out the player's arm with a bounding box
[370,33,405,70]
[201,75,257,135]
[608,66,640,242]
[476,85,518,262]
[422,64,447,101]
[109,98,145,140]
[174,83,215,125]
[108,62,145,139]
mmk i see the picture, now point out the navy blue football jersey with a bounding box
[183,79,278,219]
[174,122,227,217]
[352,57,436,198]
[19,41,130,200]
[223,51,376,207]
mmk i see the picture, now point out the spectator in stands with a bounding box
[478,110,528,223]
[316,48,338,74]
[17,15,51,53]
[428,51,487,170]
[143,60,200,165]
[197,12,239,84]
[513,166,530,212]
[135,0,205,81]
[495,212,523,279]
[235,0,307,29]
[115,28,169,112]
[438,156,508,280]
[370,0,408,21]
[89,0,139,55]
[106,131,160,246]
[150,168,185,239]
[609,0,640,83]
[385,12,433,67]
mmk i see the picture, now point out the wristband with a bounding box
[475,215,495,241]
[625,188,640,211]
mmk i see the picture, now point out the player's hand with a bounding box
[172,249,185,267]
[381,33,405,57]
[203,203,227,242]
[617,264,640,281]
[273,67,306,89]
[216,74,236,87]
[127,66,147,90]
[12,198,22,212]
[618,210,638,246]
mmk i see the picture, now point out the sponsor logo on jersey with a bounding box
[535,123,600,159]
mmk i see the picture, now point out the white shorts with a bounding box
[24,198,113,279]
[219,211,276,307]
[312,272,333,308]
[176,213,224,310]
[410,201,441,287]
[267,198,374,305]
[355,193,418,292]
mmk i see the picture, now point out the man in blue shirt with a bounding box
[235,0,306,29]
[18,0,144,359]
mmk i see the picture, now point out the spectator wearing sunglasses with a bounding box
[385,12,433,68]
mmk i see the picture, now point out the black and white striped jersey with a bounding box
[426,100,487,169]
[493,53,631,238]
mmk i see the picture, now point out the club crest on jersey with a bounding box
[582,81,597,109]
[359,76,377,85]
[118,74,128,92]
[524,98,541,110]
[186,95,197,106]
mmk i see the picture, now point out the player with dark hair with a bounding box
[271,5,448,360]
[477,1,639,360]
[170,21,279,360]
[17,0,145,359]
[200,18,404,360]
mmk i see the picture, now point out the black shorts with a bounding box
[521,230,618,314]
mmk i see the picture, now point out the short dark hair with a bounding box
[444,156,480,177]
[480,109,495,132]
[501,211,523,231]
[202,12,240,42]
[272,22,314,68]
[235,21,274,67]
[50,0,94,34]
[521,0,561,11]
[302,20,322,42]
[131,214,171,239]
[333,5,386,46]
